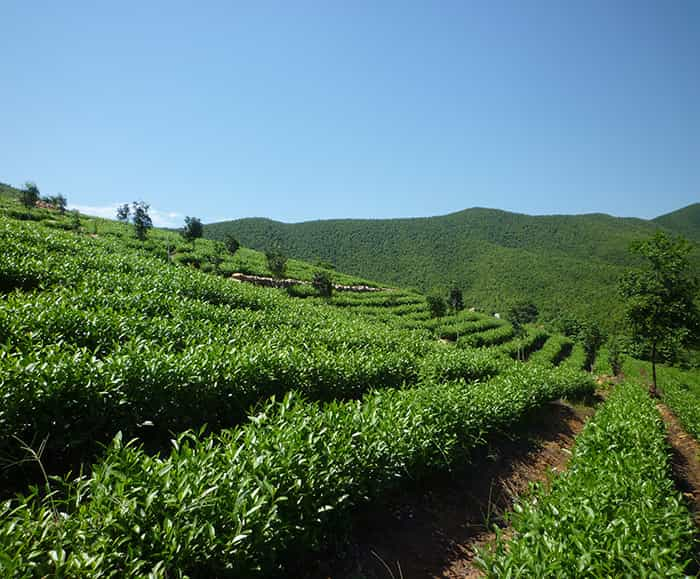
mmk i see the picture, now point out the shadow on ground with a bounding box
[299,399,594,579]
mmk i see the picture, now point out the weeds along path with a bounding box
[658,403,700,526]
[303,398,596,579]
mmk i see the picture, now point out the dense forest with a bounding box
[206,205,700,331]
[653,203,700,243]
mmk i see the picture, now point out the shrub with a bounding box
[312,271,333,297]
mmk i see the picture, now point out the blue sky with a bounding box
[1,0,697,226]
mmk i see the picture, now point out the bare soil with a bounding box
[657,403,700,571]
[633,367,700,566]
[658,405,700,522]
[301,399,596,579]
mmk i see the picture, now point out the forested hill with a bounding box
[205,206,700,330]
[653,203,700,242]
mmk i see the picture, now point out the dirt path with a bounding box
[302,400,595,579]
[625,367,700,524]
[656,403,700,573]
[657,404,700,525]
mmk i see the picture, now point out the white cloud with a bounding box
[69,203,183,228]
[69,203,120,220]
[149,208,184,228]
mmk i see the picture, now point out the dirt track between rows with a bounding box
[657,403,700,572]
[302,399,597,579]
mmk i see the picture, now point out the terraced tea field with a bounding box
[0,199,697,576]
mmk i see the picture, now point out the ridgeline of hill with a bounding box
[206,204,700,330]
[653,204,700,242]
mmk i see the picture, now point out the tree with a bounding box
[557,315,583,338]
[579,321,605,372]
[224,233,240,256]
[427,292,447,318]
[69,210,81,231]
[266,247,287,279]
[207,241,225,273]
[116,203,130,223]
[607,335,625,377]
[619,231,700,395]
[508,301,538,327]
[42,194,67,213]
[312,270,333,297]
[181,216,203,248]
[448,286,464,312]
[131,201,153,241]
[21,182,40,209]
[53,194,67,214]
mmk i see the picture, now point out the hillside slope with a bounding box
[0,182,380,288]
[653,203,700,242]
[205,207,700,329]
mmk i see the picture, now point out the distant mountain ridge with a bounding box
[205,204,700,329]
[653,203,700,242]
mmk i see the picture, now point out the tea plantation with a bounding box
[0,197,696,576]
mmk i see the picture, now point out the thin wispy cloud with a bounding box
[149,209,183,228]
[70,203,183,228]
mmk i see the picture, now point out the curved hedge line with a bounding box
[0,365,593,578]
[0,219,503,480]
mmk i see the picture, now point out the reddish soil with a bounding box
[656,403,700,573]
[657,404,700,524]
[634,369,700,524]
[302,400,595,579]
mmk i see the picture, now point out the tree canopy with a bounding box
[265,247,288,279]
[619,231,700,393]
[50,194,67,213]
[448,286,464,312]
[132,201,153,241]
[312,270,333,297]
[427,292,447,318]
[182,216,204,247]
[204,207,700,332]
[508,301,538,329]
[21,182,40,209]
[224,233,240,256]
[116,203,130,222]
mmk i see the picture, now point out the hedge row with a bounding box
[480,381,695,576]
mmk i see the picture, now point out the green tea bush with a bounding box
[625,360,700,441]
[285,283,317,298]
[457,323,515,349]
[558,341,587,371]
[327,292,423,308]
[479,381,695,577]
[337,301,427,317]
[529,334,574,366]
[0,219,505,477]
[0,364,594,577]
[420,307,480,330]
[497,327,548,360]
[433,317,503,341]
[662,379,700,439]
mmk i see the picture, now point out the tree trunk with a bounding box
[650,341,658,398]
